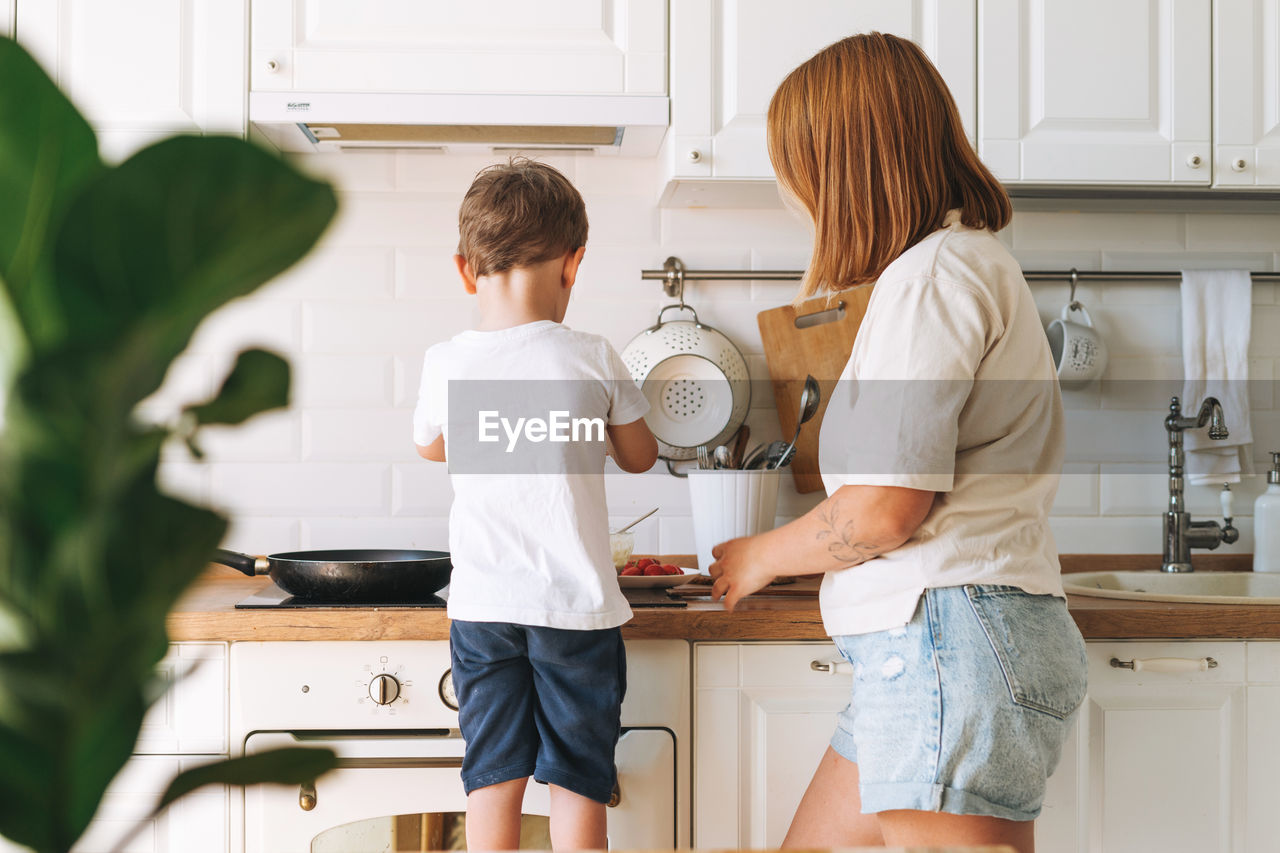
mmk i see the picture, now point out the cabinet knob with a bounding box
[687,149,703,164]
[265,59,280,74]
[1185,154,1203,169]
[1231,158,1248,172]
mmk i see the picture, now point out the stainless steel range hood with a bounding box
[249,91,670,155]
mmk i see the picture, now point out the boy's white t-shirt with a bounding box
[413,320,649,630]
[818,210,1067,637]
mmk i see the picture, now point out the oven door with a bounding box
[243,728,675,852]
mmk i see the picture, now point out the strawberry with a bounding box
[620,565,643,576]
[660,563,681,575]
[636,558,657,569]
[643,564,667,576]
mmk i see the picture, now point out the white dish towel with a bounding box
[1180,269,1254,485]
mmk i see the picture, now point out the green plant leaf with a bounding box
[0,37,102,352]
[184,348,291,427]
[50,136,335,408]
[155,748,339,813]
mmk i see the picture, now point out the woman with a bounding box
[708,33,1087,853]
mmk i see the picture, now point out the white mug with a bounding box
[1046,304,1107,387]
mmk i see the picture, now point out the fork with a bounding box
[696,444,711,470]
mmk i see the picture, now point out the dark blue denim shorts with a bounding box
[449,620,627,804]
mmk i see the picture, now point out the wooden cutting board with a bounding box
[757,287,873,493]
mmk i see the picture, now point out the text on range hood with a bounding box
[249,91,670,155]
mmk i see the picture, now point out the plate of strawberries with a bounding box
[617,557,701,588]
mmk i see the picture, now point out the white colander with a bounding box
[621,304,751,463]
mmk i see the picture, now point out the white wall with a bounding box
[150,152,1280,559]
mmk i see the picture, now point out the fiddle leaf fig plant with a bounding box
[0,37,339,853]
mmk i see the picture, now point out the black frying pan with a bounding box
[214,548,452,602]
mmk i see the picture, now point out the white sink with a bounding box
[1063,571,1280,605]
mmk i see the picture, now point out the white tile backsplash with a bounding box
[156,151,1280,556]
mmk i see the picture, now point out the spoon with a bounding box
[613,507,659,534]
[771,375,821,469]
[714,445,732,469]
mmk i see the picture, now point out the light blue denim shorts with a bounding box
[830,584,1088,821]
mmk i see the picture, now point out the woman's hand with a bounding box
[707,534,777,612]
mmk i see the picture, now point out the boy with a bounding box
[412,158,658,850]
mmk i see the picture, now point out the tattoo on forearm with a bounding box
[815,501,884,565]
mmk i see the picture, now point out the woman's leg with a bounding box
[877,809,1035,853]
[548,784,608,850]
[782,747,885,848]
[465,777,529,851]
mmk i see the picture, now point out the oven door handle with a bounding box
[297,756,465,811]
[332,756,464,769]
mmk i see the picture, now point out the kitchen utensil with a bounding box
[617,567,701,589]
[743,440,787,470]
[214,548,452,602]
[1046,303,1107,387]
[757,289,873,492]
[621,303,751,466]
[714,445,732,469]
[697,443,711,469]
[687,469,781,575]
[772,375,821,469]
[613,506,659,534]
[729,424,751,469]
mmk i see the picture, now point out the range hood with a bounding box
[249,91,670,155]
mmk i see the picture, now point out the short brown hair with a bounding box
[456,157,588,277]
[767,33,1010,299]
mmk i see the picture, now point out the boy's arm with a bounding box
[416,435,446,462]
[606,417,658,473]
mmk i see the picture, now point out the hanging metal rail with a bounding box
[641,256,1280,297]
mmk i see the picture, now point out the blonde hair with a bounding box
[767,33,1010,300]
[457,157,588,277]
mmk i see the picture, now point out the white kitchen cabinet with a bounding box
[80,644,229,853]
[135,642,228,755]
[662,0,976,204]
[2,1,13,38]
[979,0,1212,185]
[71,757,228,853]
[693,642,853,848]
[1045,641,1248,853]
[1214,0,1280,187]
[250,0,666,97]
[1246,643,1280,851]
[14,0,247,161]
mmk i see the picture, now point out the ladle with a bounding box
[772,375,821,469]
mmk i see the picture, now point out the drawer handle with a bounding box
[810,659,852,675]
[1110,656,1218,673]
[299,782,316,811]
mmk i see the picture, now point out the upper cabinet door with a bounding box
[1214,0,1280,187]
[15,0,246,160]
[251,0,666,96]
[980,0,1212,184]
[669,0,976,181]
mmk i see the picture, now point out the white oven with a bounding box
[230,640,689,851]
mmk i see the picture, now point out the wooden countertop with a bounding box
[168,554,1280,642]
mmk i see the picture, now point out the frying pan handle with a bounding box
[213,549,268,577]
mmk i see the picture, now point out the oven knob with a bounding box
[439,669,459,711]
[369,673,401,705]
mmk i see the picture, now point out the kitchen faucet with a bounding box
[1162,396,1239,572]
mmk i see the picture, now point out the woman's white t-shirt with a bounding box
[818,210,1066,636]
[413,320,650,630]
